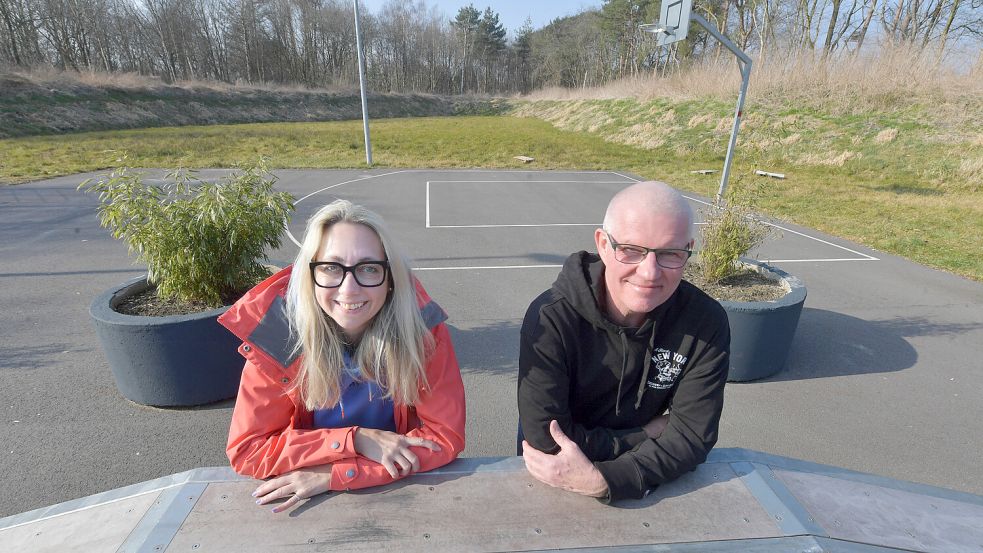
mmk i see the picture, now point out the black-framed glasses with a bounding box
[310,261,390,288]
[604,231,691,269]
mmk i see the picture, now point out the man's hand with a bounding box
[354,427,441,479]
[522,420,609,498]
[252,464,333,514]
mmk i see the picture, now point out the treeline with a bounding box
[0,0,979,94]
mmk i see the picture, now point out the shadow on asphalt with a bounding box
[767,308,920,381]
[867,315,983,337]
[414,252,569,265]
[125,397,237,413]
[429,306,982,384]
[447,321,520,378]
[0,343,83,370]
[0,268,142,278]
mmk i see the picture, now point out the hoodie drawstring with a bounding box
[635,326,658,410]
[614,330,628,416]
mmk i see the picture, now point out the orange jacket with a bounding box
[218,266,466,490]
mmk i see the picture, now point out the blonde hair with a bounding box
[286,200,433,411]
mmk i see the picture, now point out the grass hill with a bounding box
[1,50,980,281]
[0,71,502,138]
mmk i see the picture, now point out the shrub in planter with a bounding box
[692,181,806,382]
[696,183,772,287]
[81,160,294,308]
[80,159,295,406]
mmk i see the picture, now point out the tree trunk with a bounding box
[0,1,23,66]
[937,0,961,55]
[854,0,878,51]
[823,0,843,56]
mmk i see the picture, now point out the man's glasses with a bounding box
[310,261,389,288]
[605,231,691,269]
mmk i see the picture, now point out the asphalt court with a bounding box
[281,169,876,270]
[2,167,983,520]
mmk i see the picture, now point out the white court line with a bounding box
[759,258,878,263]
[412,258,876,272]
[681,194,878,261]
[610,171,878,262]
[416,264,563,271]
[287,170,410,247]
[763,222,878,260]
[290,169,878,265]
[291,170,628,241]
[416,170,633,175]
[430,223,598,228]
[294,170,409,203]
[608,171,640,182]
[426,180,633,183]
[425,179,627,229]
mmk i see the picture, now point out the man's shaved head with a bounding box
[602,181,693,241]
[594,181,694,327]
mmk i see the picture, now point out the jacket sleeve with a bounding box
[329,322,467,490]
[518,310,649,462]
[227,356,359,480]
[594,315,730,502]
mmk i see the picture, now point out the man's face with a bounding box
[594,212,692,327]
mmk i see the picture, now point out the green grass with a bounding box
[1,113,981,282]
[0,116,663,180]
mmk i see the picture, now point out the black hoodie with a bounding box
[518,251,730,502]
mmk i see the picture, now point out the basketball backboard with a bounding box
[640,0,692,46]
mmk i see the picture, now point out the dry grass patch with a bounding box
[7,66,351,95]
[875,128,899,143]
[798,150,861,166]
[613,123,665,149]
[688,113,714,127]
[782,133,802,145]
[957,157,983,188]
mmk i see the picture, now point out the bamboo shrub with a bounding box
[698,181,772,284]
[79,158,295,307]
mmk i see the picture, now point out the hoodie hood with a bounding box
[553,251,675,335]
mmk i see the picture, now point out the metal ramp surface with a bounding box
[2,448,981,552]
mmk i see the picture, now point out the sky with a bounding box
[357,0,605,38]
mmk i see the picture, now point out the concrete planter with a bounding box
[89,276,244,407]
[720,259,807,382]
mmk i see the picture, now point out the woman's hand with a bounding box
[353,427,441,479]
[252,464,333,514]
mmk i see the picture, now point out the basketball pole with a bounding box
[642,10,751,203]
[689,13,751,203]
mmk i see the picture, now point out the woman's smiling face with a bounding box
[313,222,389,342]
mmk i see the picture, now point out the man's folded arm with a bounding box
[518,320,649,461]
[593,330,730,501]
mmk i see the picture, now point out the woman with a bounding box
[219,200,466,513]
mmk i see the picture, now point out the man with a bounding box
[518,181,730,503]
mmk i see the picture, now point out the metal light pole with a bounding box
[353,0,372,166]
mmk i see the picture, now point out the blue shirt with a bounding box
[311,350,396,432]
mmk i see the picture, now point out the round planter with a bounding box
[90,276,244,407]
[719,259,807,382]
